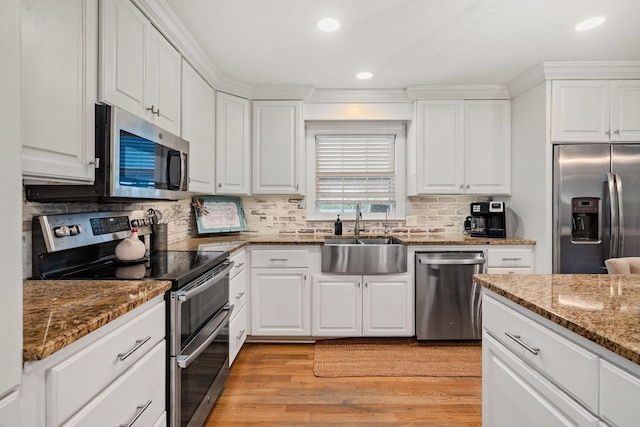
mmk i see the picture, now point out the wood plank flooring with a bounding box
[205,343,481,426]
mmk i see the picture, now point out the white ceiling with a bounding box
[164,0,640,90]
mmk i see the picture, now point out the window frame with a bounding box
[305,121,406,221]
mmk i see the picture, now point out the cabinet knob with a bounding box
[466,184,470,189]
[218,183,222,187]
[614,129,620,135]
[605,130,611,136]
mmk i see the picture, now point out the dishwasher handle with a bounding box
[417,256,486,266]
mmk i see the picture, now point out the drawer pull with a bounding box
[117,336,151,361]
[505,332,540,355]
[236,329,246,340]
[269,258,289,262]
[119,400,152,427]
[235,262,245,268]
[235,291,245,300]
[501,257,523,261]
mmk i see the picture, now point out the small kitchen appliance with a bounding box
[469,201,506,238]
[32,210,233,427]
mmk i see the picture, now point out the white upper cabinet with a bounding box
[252,100,304,194]
[216,92,251,195]
[551,80,640,142]
[181,60,215,194]
[415,99,511,195]
[100,0,181,136]
[21,0,98,183]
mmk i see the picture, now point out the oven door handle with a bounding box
[177,260,234,302]
[176,304,234,369]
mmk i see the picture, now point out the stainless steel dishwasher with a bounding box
[415,252,486,340]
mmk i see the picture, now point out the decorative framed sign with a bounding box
[192,196,247,234]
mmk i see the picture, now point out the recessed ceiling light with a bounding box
[318,18,340,32]
[356,72,373,80]
[575,16,606,31]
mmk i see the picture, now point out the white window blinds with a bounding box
[315,134,396,211]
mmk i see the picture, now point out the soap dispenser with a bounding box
[334,215,342,235]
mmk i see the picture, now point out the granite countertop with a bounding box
[23,280,171,362]
[474,274,640,365]
[168,233,535,251]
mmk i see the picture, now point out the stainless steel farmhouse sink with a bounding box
[321,237,407,274]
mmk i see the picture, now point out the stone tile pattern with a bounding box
[474,274,640,365]
[23,279,171,361]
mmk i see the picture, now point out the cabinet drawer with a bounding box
[62,341,165,427]
[229,268,247,313]
[486,267,534,274]
[47,301,165,426]
[229,305,248,366]
[487,248,532,267]
[229,249,246,279]
[251,249,309,268]
[600,360,640,426]
[483,295,599,412]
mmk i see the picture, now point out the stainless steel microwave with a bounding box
[26,104,189,202]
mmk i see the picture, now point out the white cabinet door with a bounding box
[483,333,599,427]
[362,275,413,337]
[229,305,247,366]
[100,0,181,135]
[464,100,511,195]
[182,60,215,194]
[21,0,98,183]
[599,360,640,427]
[312,275,361,336]
[251,268,310,335]
[611,80,640,141]
[551,81,610,142]
[415,100,464,194]
[216,93,251,194]
[0,391,20,427]
[148,26,181,136]
[252,100,304,194]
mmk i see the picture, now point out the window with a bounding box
[306,123,405,220]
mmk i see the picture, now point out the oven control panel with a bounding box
[34,210,153,253]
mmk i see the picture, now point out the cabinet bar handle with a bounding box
[235,291,245,300]
[117,336,151,361]
[501,257,522,261]
[235,262,245,268]
[236,329,246,340]
[505,332,540,355]
[119,400,152,427]
[269,258,288,262]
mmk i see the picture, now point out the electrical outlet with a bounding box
[266,215,274,226]
[405,215,417,227]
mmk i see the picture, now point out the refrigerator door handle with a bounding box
[605,172,620,259]
[615,173,624,257]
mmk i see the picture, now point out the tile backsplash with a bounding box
[23,194,487,278]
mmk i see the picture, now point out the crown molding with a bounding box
[507,63,547,98]
[133,0,253,99]
[306,89,411,103]
[406,85,510,100]
[252,85,316,100]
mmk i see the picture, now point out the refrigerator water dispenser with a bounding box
[571,197,600,242]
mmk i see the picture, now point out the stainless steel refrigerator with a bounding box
[553,144,640,273]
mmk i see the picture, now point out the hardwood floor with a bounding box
[205,343,482,426]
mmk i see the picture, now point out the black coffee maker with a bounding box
[466,201,506,238]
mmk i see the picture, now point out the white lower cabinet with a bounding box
[486,247,535,274]
[483,290,640,427]
[0,391,20,427]
[229,249,248,365]
[250,248,314,336]
[20,297,166,427]
[312,274,413,337]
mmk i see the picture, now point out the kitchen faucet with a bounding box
[354,201,365,235]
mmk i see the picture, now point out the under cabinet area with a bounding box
[414,99,511,195]
[229,249,248,365]
[551,80,640,142]
[100,0,181,135]
[312,274,413,337]
[20,0,98,183]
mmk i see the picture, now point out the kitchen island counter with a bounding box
[474,274,640,365]
[22,280,171,361]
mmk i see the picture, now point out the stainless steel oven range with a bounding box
[32,210,233,427]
